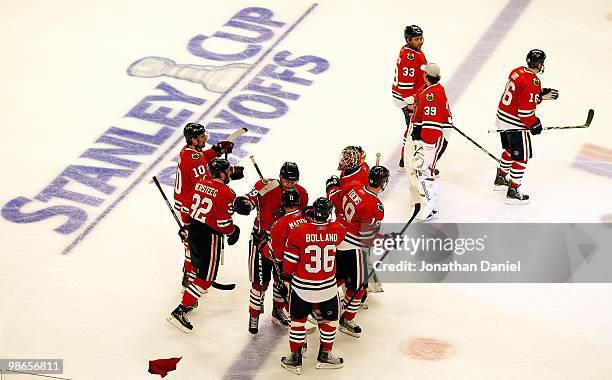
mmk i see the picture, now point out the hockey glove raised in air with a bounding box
[540,88,559,101]
[325,175,340,192]
[211,141,234,156]
[227,225,240,245]
[530,118,543,135]
[234,196,253,215]
[230,166,244,180]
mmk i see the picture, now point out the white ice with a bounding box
[1,0,612,379]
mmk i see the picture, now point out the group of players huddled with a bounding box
[167,122,391,374]
[164,23,560,374]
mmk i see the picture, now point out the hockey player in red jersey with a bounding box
[173,123,236,290]
[326,165,389,337]
[168,158,242,332]
[280,197,347,375]
[392,25,428,169]
[494,49,559,204]
[328,146,370,219]
[409,63,453,221]
[233,162,309,335]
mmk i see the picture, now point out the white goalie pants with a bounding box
[403,132,442,220]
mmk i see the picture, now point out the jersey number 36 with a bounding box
[304,244,335,274]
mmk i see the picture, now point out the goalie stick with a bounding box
[487,109,595,133]
[152,176,235,291]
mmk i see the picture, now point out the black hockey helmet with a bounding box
[368,165,390,189]
[208,158,231,179]
[526,49,546,72]
[279,162,300,182]
[312,197,333,222]
[183,122,207,144]
[404,25,423,40]
[281,188,300,208]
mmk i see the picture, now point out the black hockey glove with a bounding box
[234,196,253,215]
[540,88,559,101]
[230,166,244,180]
[326,175,340,192]
[227,225,240,245]
[211,140,234,156]
[178,226,189,242]
[530,118,543,135]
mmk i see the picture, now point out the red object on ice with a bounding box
[148,357,181,378]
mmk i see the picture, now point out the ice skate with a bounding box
[493,168,510,191]
[249,314,259,337]
[271,307,291,327]
[281,349,303,375]
[368,281,384,293]
[505,185,529,205]
[339,316,362,338]
[315,346,344,369]
[167,305,193,333]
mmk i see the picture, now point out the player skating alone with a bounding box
[392,25,427,169]
[326,166,389,337]
[174,123,235,293]
[280,198,347,375]
[494,49,559,204]
[233,162,309,335]
[408,63,453,221]
[168,158,243,332]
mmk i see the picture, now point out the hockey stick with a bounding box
[376,152,381,166]
[342,177,422,315]
[152,176,236,291]
[487,109,595,133]
[224,127,248,159]
[451,125,501,163]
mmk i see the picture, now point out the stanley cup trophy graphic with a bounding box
[127,56,250,93]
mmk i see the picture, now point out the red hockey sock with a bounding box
[343,288,366,320]
[289,317,307,353]
[182,278,212,307]
[318,321,338,351]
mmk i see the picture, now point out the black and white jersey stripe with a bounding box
[397,81,414,90]
[291,276,336,292]
[284,250,299,264]
[496,109,526,130]
[218,219,232,228]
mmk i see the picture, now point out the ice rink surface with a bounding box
[1,0,612,378]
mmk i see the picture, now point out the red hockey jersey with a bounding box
[411,82,453,142]
[283,221,346,303]
[328,183,384,250]
[245,179,308,233]
[185,178,236,235]
[174,145,217,218]
[266,209,308,262]
[392,46,427,107]
[496,67,541,131]
[328,162,370,220]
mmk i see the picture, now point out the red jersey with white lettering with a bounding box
[265,209,309,262]
[283,221,346,303]
[328,162,370,220]
[328,183,384,250]
[185,178,236,235]
[392,46,427,107]
[174,145,217,220]
[411,83,453,143]
[245,179,309,233]
[496,67,541,131]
